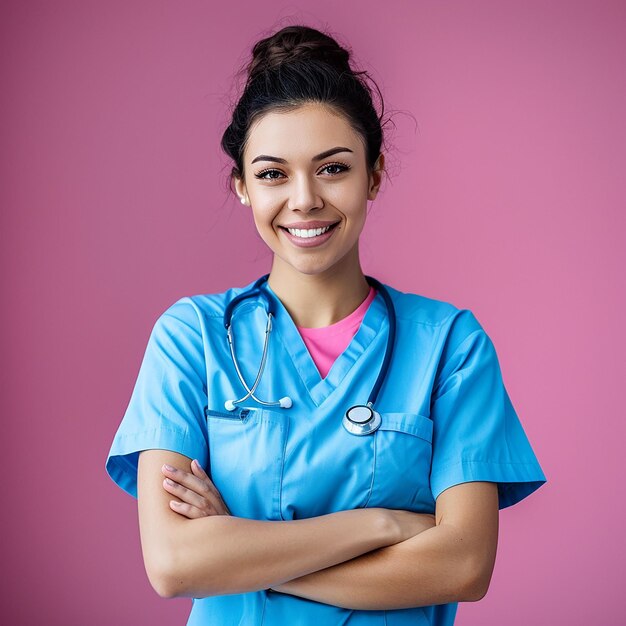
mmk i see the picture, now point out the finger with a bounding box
[191,458,209,478]
[162,475,229,516]
[189,460,225,502]
[163,477,218,514]
[168,499,208,520]
[162,463,217,500]
[192,460,232,515]
[191,460,231,513]
[161,463,229,516]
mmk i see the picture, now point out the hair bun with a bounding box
[247,25,351,82]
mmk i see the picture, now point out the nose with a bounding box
[288,173,323,213]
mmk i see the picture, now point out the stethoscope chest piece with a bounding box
[343,405,382,436]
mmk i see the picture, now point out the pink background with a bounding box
[2,1,624,624]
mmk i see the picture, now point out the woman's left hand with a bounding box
[161,459,232,519]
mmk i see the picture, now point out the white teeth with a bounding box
[287,225,332,238]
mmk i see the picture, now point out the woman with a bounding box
[105,24,547,625]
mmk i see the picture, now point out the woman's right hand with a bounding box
[384,509,437,543]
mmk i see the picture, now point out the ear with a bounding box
[367,153,385,201]
[233,176,250,206]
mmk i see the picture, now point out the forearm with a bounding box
[160,508,396,598]
[271,523,482,609]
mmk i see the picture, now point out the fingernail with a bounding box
[163,464,175,472]
[193,459,201,468]
[165,478,175,486]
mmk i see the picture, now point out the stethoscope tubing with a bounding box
[361,275,396,408]
[222,274,396,433]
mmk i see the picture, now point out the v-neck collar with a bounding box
[264,281,388,406]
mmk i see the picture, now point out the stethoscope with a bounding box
[222,274,396,436]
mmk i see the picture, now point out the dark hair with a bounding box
[220,24,389,188]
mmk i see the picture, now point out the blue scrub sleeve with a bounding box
[105,298,209,498]
[429,310,547,509]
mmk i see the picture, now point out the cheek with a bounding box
[336,180,368,221]
[250,207,280,245]
[250,202,272,227]
[346,202,368,232]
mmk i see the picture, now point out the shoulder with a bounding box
[382,282,490,359]
[384,283,481,331]
[151,277,261,333]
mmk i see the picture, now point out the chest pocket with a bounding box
[365,412,434,512]
[205,407,289,521]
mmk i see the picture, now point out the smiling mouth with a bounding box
[279,222,340,239]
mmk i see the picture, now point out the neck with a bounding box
[267,248,370,328]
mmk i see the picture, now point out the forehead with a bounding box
[244,103,364,161]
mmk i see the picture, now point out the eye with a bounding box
[254,168,285,180]
[320,162,351,176]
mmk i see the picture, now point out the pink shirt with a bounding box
[297,287,377,379]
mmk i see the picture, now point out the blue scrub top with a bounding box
[105,277,547,626]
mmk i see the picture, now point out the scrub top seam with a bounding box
[361,429,378,509]
[437,458,545,468]
[165,296,222,324]
[431,329,485,397]
[112,424,189,440]
[392,310,457,328]
[271,322,321,407]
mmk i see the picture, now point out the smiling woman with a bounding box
[234,103,382,292]
[105,23,547,626]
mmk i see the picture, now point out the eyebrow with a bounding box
[250,146,354,165]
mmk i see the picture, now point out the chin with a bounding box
[290,263,334,277]
[276,254,337,277]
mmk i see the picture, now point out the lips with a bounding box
[278,221,340,248]
[279,220,340,230]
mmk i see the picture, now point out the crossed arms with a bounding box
[136,449,499,609]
